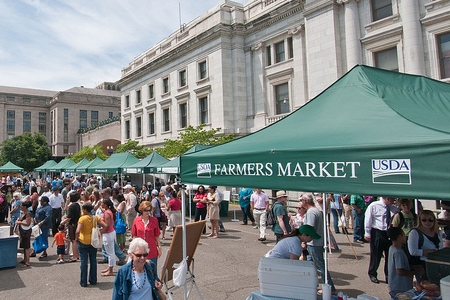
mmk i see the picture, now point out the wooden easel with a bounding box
[160,221,206,300]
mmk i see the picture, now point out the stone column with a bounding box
[338,0,362,70]
[401,0,425,75]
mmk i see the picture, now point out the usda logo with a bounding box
[371,159,411,185]
[197,163,211,178]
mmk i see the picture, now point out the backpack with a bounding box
[392,211,417,228]
[266,204,277,226]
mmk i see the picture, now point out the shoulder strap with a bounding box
[412,228,424,249]
[398,212,405,228]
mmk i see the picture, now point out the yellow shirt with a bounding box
[78,214,101,245]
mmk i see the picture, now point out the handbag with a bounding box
[91,215,102,248]
[32,232,48,254]
[149,267,167,300]
[115,211,127,234]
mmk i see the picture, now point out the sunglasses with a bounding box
[297,207,305,210]
[143,209,151,212]
[421,218,435,223]
[133,252,148,258]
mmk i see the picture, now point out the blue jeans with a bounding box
[352,209,364,241]
[240,205,255,224]
[102,240,125,261]
[307,245,336,292]
[331,208,342,233]
[78,241,97,286]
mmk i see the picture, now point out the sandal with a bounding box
[38,254,48,260]
[66,258,78,263]
[19,260,26,264]
[21,263,30,268]
[101,272,114,277]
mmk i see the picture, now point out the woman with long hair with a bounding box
[206,186,220,238]
[167,190,182,232]
[131,201,161,266]
[408,210,443,282]
[100,198,117,277]
[76,203,107,287]
[193,185,208,234]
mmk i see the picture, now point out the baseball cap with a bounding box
[124,184,132,189]
[299,224,321,239]
[151,189,159,196]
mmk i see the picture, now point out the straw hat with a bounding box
[276,190,287,198]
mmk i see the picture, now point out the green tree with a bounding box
[70,145,108,162]
[0,132,51,172]
[114,140,153,159]
[157,124,234,158]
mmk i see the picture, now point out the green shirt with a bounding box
[350,195,365,211]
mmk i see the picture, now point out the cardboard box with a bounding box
[258,257,318,300]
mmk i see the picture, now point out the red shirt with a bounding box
[168,198,182,211]
[194,192,207,209]
[131,216,160,259]
[101,209,115,234]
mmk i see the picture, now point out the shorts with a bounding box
[116,233,126,244]
[57,245,65,255]
[67,223,76,241]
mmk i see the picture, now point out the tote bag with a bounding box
[115,212,127,234]
[91,216,102,248]
[32,233,48,254]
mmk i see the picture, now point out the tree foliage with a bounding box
[114,140,153,159]
[70,145,108,162]
[0,133,52,172]
[157,124,234,158]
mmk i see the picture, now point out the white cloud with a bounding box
[0,0,247,90]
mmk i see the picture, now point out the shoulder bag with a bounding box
[91,215,102,248]
[115,211,127,234]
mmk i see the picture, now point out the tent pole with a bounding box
[322,193,329,286]
[179,176,188,300]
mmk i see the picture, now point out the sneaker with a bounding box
[253,226,258,229]
[57,259,64,264]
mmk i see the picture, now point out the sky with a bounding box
[0,0,247,91]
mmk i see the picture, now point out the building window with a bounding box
[148,112,155,135]
[275,83,290,115]
[125,120,130,139]
[275,41,285,63]
[125,95,130,108]
[179,70,187,88]
[266,46,272,66]
[198,60,207,80]
[199,97,209,124]
[64,109,69,142]
[6,110,15,138]
[39,112,47,136]
[63,145,69,155]
[109,112,113,118]
[374,47,398,71]
[179,103,187,128]
[162,77,169,94]
[163,108,170,132]
[372,0,392,22]
[23,111,31,132]
[79,110,87,129]
[438,32,450,79]
[287,37,294,59]
[6,96,15,102]
[23,97,31,103]
[38,99,46,105]
[136,116,142,137]
[51,111,54,143]
[148,84,154,99]
[91,111,98,127]
[136,90,141,104]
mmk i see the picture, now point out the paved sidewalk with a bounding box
[0,213,388,299]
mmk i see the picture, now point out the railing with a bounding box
[77,115,121,134]
[265,112,290,125]
[265,0,278,6]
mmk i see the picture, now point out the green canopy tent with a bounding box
[87,152,139,174]
[180,65,450,200]
[76,157,104,173]
[65,158,90,173]
[0,161,23,173]
[34,160,57,172]
[123,152,169,174]
[156,145,211,175]
[47,158,76,173]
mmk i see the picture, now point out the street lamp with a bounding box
[107,146,114,156]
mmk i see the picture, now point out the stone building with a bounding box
[0,85,121,157]
[116,0,448,148]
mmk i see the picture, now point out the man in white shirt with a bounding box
[250,189,270,242]
[49,187,65,236]
[364,197,396,284]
